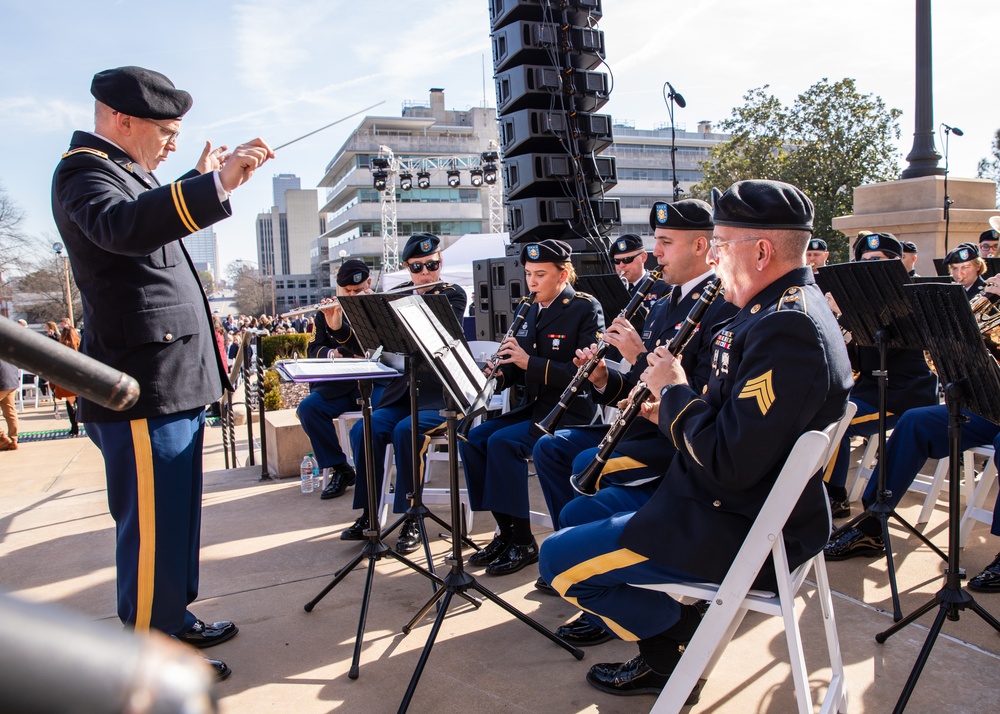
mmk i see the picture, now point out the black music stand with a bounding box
[301,294,477,681]
[875,282,1000,713]
[819,259,946,622]
[388,295,584,713]
[341,292,478,570]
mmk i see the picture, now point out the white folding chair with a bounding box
[959,446,998,547]
[633,402,856,714]
[16,370,40,411]
[915,446,984,525]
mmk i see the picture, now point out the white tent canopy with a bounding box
[381,232,509,291]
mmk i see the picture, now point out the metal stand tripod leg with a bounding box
[874,385,1000,712]
[395,405,584,713]
[303,381,463,679]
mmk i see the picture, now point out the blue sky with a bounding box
[2,0,998,272]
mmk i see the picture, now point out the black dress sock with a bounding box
[510,516,534,546]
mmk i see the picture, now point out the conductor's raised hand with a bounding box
[219,138,275,193]
[196,142,230,174]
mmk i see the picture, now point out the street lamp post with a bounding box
[52,242,74,327]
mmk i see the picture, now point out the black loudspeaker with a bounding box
[489,0,618,247]
[472,256,527,341]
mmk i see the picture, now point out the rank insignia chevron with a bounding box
[738,370,775,416]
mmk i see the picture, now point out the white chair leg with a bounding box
[847,437,878,503]
[377,444,395,529]
[917,457,949,524]
[960,456,998,547]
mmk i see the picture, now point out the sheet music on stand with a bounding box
[338,293,465,357]
[816,259,923,350]
[273,358,400,383]
[905,282,1000,425]
[389,295,485,413]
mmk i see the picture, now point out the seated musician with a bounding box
[946,242,988,299]
[822,233,938,520]
[296,260,383,500]
[341,233,467,554]
[826,272,1000,571]
[539,180,852,701]
[806,237,829,273]
[460,239,604,576]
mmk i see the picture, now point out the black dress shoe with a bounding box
[320,464,355,500]
[556,613,614,646]
[824,526,885,561]
[534,576,558,596]
[341,513,370,541]
[586,655,702,703]
[468,534,510,567]
[395,517,422,554]
[829,498,851,519]
[177,620,239,649]
[969,552,1000,593]
[205,657,232,681]
[485,540,539,576]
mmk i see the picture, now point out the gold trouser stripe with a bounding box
[851,410,892,426]
[130,419,156,632]
[823,440,840,482]
[594,455,646,491]
[552,547,648,641]
[170,182,200,233]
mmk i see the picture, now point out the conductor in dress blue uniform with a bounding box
[822,233,938,519]
[297,260,385,500]
[342,233,467,554]
[50,66,274,679]
[461,239,604,576]
[532,200,735,531]
[539,180,852,700]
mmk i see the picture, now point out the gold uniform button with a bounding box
[712,500,722,507]
[164,333,173,342]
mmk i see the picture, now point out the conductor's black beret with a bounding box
[90,66,192,119]
[336,259,370,287]
[610,234,644,257]
[401,233,441,262]
[521,239,572,264]
[649,198,713,231]
[854,232,903,261]
[711,180,814,231]
[944,242,980,264]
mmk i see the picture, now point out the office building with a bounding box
[182,227,219,284]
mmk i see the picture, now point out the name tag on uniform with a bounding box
[517,325,529,337]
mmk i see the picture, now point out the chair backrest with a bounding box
[710,402,857,601]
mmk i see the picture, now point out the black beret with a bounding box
[979,229,999,243]
[944,242,980,264]
[401,233,441,262]
[90,66,192,120]
[711,180,814,231]
[610,234,644,257]
[336,259,370,287]
[520,239,572,264]
[901,241,919,254]
[649,198,713,231]
[853,232,902,261]
[808,238,828,251]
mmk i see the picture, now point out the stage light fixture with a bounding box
[481,150,500,163]
[416,171,431,189]
[469,168,484,187]
[483,163,498,184]
[447,169,461,188]
[370,156,390,170]
[372,169,388,191]
[399,171,413,191]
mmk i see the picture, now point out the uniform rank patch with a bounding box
[739,370,775,416]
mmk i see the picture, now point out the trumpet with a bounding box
[570,277,723,496]
[535,268,663,437]
[457,293,536,441]
[970,291,1000,334]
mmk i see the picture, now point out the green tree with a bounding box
[692,78,902,262]
[198,270,215,295]
[977,128,1000,208]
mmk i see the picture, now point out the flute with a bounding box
[570,277,723,495]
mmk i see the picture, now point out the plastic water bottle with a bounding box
[309,452,320,491]
[300,454,315,494]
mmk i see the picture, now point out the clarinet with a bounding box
[570,277,723,495]
[456,293,536,441]
[535,268,663,437]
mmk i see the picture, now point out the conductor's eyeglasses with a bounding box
[141,117,180,144]
[406,259,441,273]
[613,255,640,265]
